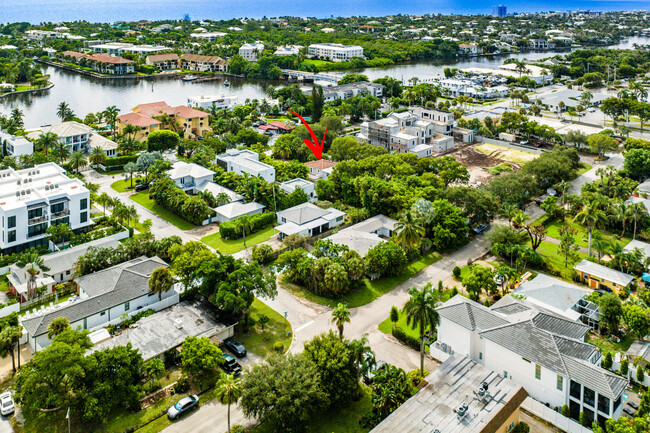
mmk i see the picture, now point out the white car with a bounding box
[0,392,14,416]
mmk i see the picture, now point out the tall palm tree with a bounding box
[16,252,50,301]
[331,303,351,339]
[69,151,87,173]
[499,203,520,226]
[96,192,114,216]
[395,210,425,251]
[103,105,120,140]
[240,216,254,250]
[50,140,70,164]
[36,132,59,157]
[403,283,438,376]
[216,374,242,433]
[89,147,107,168]
[56,101,72,121]
[630,202,647,240]
[148,267,174,301]
[573,199,608,257]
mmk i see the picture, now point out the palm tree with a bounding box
[499,203,520,226]
[395,210,425,251]
[573,199,608,257]
[36,132,59,157]
[56,101,73,121]
[240,215,254,250]
[216,374,242,433]
[50,140,70,164]
[591,231,612,263]
[16,252,50,301]
[47,317,70,339]
[103,105,120,140]
[69,151,87,173]
[89,147,107,168]
[403,283,438,376]
[123,162,139,188]
[96,192,114,216]
[148,267,174,301]
[331,303,351,339]
[629,202,647,240]
[215,192,231,207]
[0,325,22,373]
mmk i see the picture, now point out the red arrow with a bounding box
[288,110,328,160]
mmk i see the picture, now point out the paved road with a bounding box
[0,415,13,433]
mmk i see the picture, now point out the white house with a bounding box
[306,82,383,102]
[279,178,316,201]
[275,202,346,239]
[0,129,33,156]
[434,295,627,425]
[87,133,118,158]
[304,159,337,180]
[167,161,215,195]
[325,214,396,256]
[27,121,92,153]
[214,201,265,223]
[216,149,275,183]
[0,163,93,255]
[239,42,264,61]
[274,46,301,56]
[21,256,179,352]
[187,94,238,110]
[308,43,364,62]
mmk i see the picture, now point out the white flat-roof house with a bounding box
[275,203,346,239]
[0,129,33,156]
[308,43,364,62]
[190,32,227,41]
[88,42,171,55]
[21,256,179,352]
[187,94,238,110]
[216,149,275,183]
[0,163,93,255]
[434,295,627,426]
[274,46,301,56]
[306,82,383,102]
[279,178,316,201]
[325,214,396,256]
[239,42,264,61]
[167,161,215,195]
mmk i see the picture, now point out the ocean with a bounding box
[0,0,648,24]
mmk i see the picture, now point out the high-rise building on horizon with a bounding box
[492,5,507,17]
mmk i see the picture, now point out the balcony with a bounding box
[28,215,48,225]
[51,209,70,219]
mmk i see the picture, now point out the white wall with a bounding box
[437,317,472,357]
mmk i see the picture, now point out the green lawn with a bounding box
[234,298,292,356]
[586,332,635,355]
[534,240,588,280]
[201,226,276,255]
[111,177,143,193]
[576,163,592,176]
[253,386,372,433]
[378,288,455,338]
[539,218,632,249]
[129,192,195,230]
[301,59,335,68]
[282,250,443,309]
[0,275,9,293]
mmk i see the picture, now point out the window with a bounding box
[557,375,563,391]
[570,380,581,400]
[7,230,15,243]
[479,352,483,360]
[535,364,541,380]
[504,371,508,378]
[100,311,106,316]
[125,301,130,311]
[66,270,70,275]
[80,198,88,210]
[7,216,15,229]
[507,421,515,432]
[80,212,88,223]
[583,387,595,407]
[598,394,610,415]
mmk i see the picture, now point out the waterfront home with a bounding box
[84,53,135,75]
[21,256,179,352]
[117,102,211,141]
[275,202,345,240]
[0,163,92,255]
[145,53,180,70]
[180,54,228,72]
[239,43,265,62]
[0,129,33,156]
[308,43,363,62]
[187,94,238,110]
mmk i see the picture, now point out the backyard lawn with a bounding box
[533,240,588,281]
[535,216,632,249]
[129,192,195,230]
[301,59,335,69]
[586,332,635,355]
[281,250,443,308]
[201,226,276,255]
[111,177,143,193]
[234,298,292,356]
[253,386,372,433]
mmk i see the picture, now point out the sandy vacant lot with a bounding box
[474,143,539,165]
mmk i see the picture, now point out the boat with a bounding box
[224,79,230,87]
[181,75,198,82]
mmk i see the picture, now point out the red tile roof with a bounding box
[118,112,161,128]
[146,53,179,62]
[86,53,134,65]
[171,105,209,119]
[305,160,337,170]
[268,121,294,131]
[61,50,85,59]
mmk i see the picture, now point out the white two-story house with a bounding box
[167,161,216,195]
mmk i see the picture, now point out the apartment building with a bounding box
[358,111,454,157]
[434,294,627,426]
[145,53,180,70]
[180,54,228,72]
[190,32,227,41]
[0,163,93,255]
[215,149,275,182]
[84,53,135,75]
[88,42,170,56]
[0,129,33,156]
[308,43,364,62]
[239,43,264,61]
[274,45,301,56]
[117,102,211,141]
[306,82,383,102]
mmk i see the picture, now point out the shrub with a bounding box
[512,422,530,433]
[637,365,644,383]
[219,212,275,240]
[452,266,461,279]
[173,377,190,394]
[407,369,429,388]
[230,426,245,433]
[103,155,138,169]
[273,341,285,353]
[252,244,274,265]
[392,327,420,351]
[143,380,161,395]
[621,359,629,376]
[561,405,569,417]
[147,129,180,152]
[602,352,613,370]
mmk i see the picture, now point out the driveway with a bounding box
[567,152,624,195]
[0,415,13,433]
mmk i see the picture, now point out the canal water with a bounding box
[2,36,649,129]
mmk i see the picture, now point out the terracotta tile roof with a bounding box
[268,121,294,130]
[118,112,161,128]
[170,105,209,119]
[305,160,337,170]
[61,50,85,59]
[180,53,227,65]
[147,53,179,62]
[86,53,134,65]
[135,101,174,117]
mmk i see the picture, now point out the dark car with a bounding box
[225,338,247,358]
[221,354,242,376]
[472,224,488,235]
[134,182,149,192]
[628,401,639,410]
[623,407,636,416]
[167,395,199,420]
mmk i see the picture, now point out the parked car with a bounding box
[0,392,14,416]
[134,182,149,192]
[588,108,596,113]
[167,395,199,420]
[225,338,247,358]
[364,360,387,384]
[623,407,636,416]
[472,224,488,235]
[627,401,639,410]
[221,354,242,377]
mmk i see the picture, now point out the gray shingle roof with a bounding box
[22,256,169,337]
[531,312,590,340]
[561,356,627,400]
[574,259,634,287]
[276,202,330,225]
[437,295,509,331]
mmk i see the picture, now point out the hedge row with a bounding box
[219,211,275,240]
[391,327,421,351]
[104,155,138,168]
